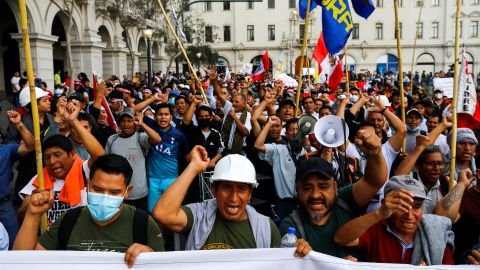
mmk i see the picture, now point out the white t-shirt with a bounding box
[10,76,20,92]
[19,160,89,226]
[222,100,252,150]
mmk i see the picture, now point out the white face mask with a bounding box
[434,93,443,99]
[350,95,359,103]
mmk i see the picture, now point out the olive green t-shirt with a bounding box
[279,184,362,259]
[182,206,281,249]
[39,204,165,252]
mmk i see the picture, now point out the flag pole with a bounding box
[344,46,349,93]
[295,0,312,117]
[394,0,406,151]
[409,2,423,92]
[155,0,209,105]
[449,0,462,191]
[18,0,47,232]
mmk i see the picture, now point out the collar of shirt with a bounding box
[386,225,414,258]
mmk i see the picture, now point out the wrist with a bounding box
[380,107,387,115]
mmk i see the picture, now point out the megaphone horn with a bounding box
[314,115,349,148]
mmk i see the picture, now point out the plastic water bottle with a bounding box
[280,227,297,248]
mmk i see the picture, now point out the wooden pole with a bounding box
[344,46,349,93]
[295,0,312,117]
[155,0,209,105]
[18,0,47,232]
[409,2,423,92]
[449,0,462,191]
[394,0,406,151]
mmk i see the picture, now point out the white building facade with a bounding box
[185,0,480,76]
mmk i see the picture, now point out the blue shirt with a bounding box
[144,117,189,179]
[0,144,20,197]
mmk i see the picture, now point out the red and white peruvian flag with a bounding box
[457,49,480,129]
[250,50,270,82]
[313,32,343,91]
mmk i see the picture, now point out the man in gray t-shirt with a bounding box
[105,108,162,211]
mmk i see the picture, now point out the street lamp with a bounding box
[196,52,202,72]
[143,28,154,88]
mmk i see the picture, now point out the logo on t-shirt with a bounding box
[201,243,234,250]
[47,191,73,225]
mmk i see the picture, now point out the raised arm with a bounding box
[334,189,414,246]
[352,128,388,207]
[134,112,161,145]
[151,146,210,232]
[349,93,370,116]
[251,96,272,137]
[395,134,430,175]
[228,109,249,137]
[254,116,278,153]
[336,93,350,119]
[210,68,226,106]
[134,93,163,113]
[7,110,34,156]
[13,190,53,250]
[434,169,473,223]
[377,98,407,152]
[64,101,104,166]
[183,95,203,126]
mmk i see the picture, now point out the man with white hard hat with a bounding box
[152,146,311,256]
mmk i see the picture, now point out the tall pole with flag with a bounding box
[394,0,406,151]
[449,0,462,191]
[18,0,47,232]
[295,0,312,117]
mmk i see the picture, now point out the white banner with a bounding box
[433,78,454,98]
[0,249,475,270]
[457,51,477,115]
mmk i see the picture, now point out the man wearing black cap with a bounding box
[279,127,387,258]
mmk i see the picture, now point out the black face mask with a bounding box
[198,118,211,129]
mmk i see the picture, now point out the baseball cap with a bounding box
[118,107,135,119]
[296,157,335,183]
[67,91,85,102]
[406,108,422,117]
[384,175,429,200]
[278,98,295,109]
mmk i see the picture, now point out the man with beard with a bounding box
[254,116,306,219]
[279,126,387,258]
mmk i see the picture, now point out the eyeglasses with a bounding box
[423,161,445,167]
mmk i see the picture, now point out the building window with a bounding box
[416,0,424,7]
[394,22,402,39]
[460,21,463,38]
[247,1,254,9]
[205,2,212,11]
[375,23,383,39]
[376,0,383,7]
[223,1,230,10]
[268,0,275,9]
[289,0,296,8]
[431,0,439,6]
[352,23,360,39]
[247,25,254,41]
[268,25,275,40]
[398,0,404,7]
[416,22,423,38]
[299,24,305,43]
[224,25,231,42]
[470,21,479,37]
[432,22,439,38]
[184,27,191,42]
[205,26,213,42]
[474,0,480,5]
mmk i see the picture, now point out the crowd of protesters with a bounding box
[0,67,479,267]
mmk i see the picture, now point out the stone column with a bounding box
[10,33,58,90]
[69,41,107,78]
[102,47,129,78]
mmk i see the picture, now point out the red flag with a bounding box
[458,102,480,129]
[313,33,328,73]
[250,50,269,82]
[457,49,480,129]
[92,75,118,131]
[313,32,343,90]
[328,61,344,91]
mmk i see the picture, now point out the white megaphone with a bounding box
[314,115,349,148]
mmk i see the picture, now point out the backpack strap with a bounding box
[58,206,84,250]
[132,208,149,245]
[288,210,306,240]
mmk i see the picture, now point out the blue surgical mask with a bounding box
[168,97,175,106]
[407,125,420,133]
[87,192,125,222]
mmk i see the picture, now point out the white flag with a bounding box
[171,7,188,43]
[457,49,477,116]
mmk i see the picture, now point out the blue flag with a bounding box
[298,0,318,19]
[351,0,375,19]
[321,1,354,54]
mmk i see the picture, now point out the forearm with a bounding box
[434,183,466,223]
[336,102,347,119]
[183,104,196,125]
[254,123,271,153]
[385,109,406,134]
[134,97,154,113]
[70,120,104,159]
[211,153,222,165]
[334,210,383,246]
[364,151,387,189]
[13,213,41,250]
[428,123,448,144]
[15,123,34,149]
[233,116,249,136]
[349,101,364,116]
[142,124,162,145]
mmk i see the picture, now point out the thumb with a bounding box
[49,190,55,203]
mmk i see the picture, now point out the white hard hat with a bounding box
[19,87,49,107]
[210,154,258,188]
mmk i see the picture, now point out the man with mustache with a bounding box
[278,127,387,259]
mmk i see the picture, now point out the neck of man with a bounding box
[457,159,471,169]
